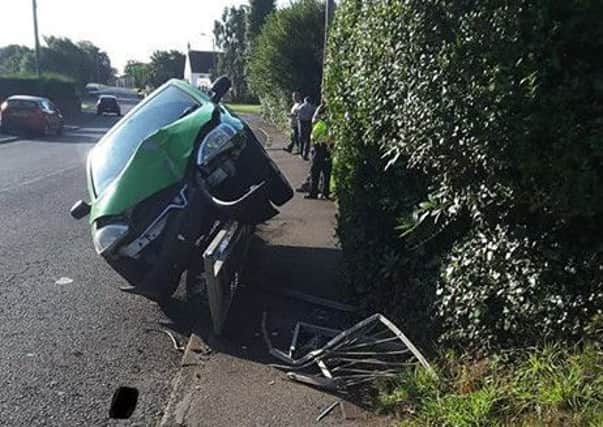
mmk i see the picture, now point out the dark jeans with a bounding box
[298,120,312,159]
[309,144,332,198]
[286,125,299,152]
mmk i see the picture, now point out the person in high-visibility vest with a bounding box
[305,104,333,199]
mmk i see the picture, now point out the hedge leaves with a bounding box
[325,0,603,350]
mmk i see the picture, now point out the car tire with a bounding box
[56,125,63,136]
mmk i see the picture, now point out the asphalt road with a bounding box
[0,100,188,426]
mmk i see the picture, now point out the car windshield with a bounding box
[8,100,37,110]
[90,85,199,196]
[41,100,53,112]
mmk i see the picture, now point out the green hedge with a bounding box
[0,75,80,116]
[325,1,603,350]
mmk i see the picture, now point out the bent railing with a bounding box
[203,220,253,335]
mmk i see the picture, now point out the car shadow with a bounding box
[156,235,375,409]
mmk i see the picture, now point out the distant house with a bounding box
[184,50,217,91]
[114,75,135,88]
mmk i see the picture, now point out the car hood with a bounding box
[88,103,215,223]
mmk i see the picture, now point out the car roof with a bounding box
[7,95,48,102]
[99,95,117,100]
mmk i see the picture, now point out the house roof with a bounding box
[188,50,217,74]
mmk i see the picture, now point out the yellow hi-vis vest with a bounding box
[311,119,332,147]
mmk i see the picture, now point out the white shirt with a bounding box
[290,102,301,128]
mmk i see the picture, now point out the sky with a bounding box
[0,0,289,73]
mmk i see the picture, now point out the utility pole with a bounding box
[32,0,41,76]
[96,52,100,83]
[200,32,216,72]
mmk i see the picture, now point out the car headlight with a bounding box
[196,123,238,166]
[93,223,129,255]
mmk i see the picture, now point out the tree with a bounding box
[147,50,185,88]
[0,38,114,85]
[0,45,32,75]
[213,6,250,101]
[247,0,275,44]
[77,41,113,84]
[40,37,114,85]
[124,60,150,88]
[248,0,325,124]
[41,37,85,82]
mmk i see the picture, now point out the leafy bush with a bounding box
[248,0,325,126]
[325,0,603,349]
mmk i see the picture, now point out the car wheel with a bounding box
[42,123,50,137]
[56,125,63,136]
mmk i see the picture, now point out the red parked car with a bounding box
[0,95,64,136]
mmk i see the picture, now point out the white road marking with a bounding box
[0,165,80,195]
[257,127,271,147]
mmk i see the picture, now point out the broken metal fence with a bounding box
[203,220,253,335]
[262,312,434,391]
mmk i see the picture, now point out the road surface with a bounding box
[0,97,189,426]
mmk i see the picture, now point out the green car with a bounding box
[71,77,292,300]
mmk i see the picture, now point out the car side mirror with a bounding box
[209,76,231,103]
[70,200,91,220]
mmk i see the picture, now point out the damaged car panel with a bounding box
[88,102,217,222]
[71,77,293,300]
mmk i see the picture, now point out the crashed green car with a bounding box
[71,77,292,299]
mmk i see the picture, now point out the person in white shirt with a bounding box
[296,96,316,160]
[284,91,302,153]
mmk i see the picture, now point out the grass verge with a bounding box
[377,344,602,426]
[226,103,261,115]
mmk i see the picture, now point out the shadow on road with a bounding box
[154,234,372,409]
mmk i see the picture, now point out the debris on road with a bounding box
[145,328,184,352]
[287,321,340,358]
[55,277,73,285]
[262,312,433,391]
[316,400,341,422]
